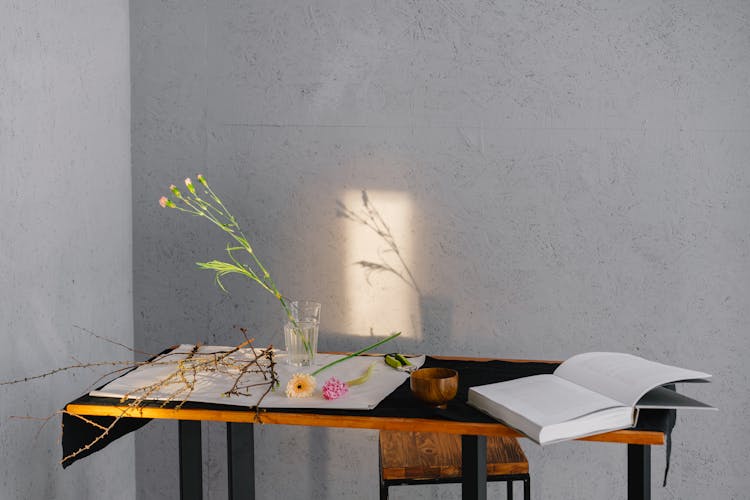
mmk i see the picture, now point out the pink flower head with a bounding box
[197,174,207,185]
[184,177,196,194]
[322,377,349,400]
[159,196,175,208]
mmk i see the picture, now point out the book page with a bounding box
[554,352,711,406]
[470,374,626,428]
[636,386,716,410]
[538,406,634,445]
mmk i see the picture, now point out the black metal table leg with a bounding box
[179,420,203,500]
[628,444,651,500]
[461,435,487,500]
[227,422,255,500]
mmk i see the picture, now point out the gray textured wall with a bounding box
[132,1,749,499]
[0,2,134,499]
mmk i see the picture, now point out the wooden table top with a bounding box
[65,353,665,446]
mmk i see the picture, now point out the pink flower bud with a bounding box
[159,196,175,208]
[185,177,196,194]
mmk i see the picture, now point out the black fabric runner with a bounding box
[62,356,675,470]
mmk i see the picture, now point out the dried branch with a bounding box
[73,324,155,357]
[0,361,143,387]
[2,329,278,465]
[58,340,278,463]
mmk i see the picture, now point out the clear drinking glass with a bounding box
[290,300,321,324]
[284,300,321,366]
[284,320,319,367]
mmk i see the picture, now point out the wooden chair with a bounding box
[379,430,530,499]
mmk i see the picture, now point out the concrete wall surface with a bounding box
[131,1,749,499]
[0,2,134,499]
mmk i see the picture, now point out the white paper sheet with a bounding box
[90,344,425,410]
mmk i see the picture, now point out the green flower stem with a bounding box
[311,332,401,377]
[161,175,313,355]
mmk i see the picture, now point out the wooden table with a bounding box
[64,355,665,500]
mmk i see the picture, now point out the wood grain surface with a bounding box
[380,430,529,480]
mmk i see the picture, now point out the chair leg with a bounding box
[523,476,530,500]
[379,481,388,500]
[507,480,514,499]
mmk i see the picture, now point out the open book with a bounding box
[467,352,715,445]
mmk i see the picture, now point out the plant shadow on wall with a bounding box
[336,190,453,353]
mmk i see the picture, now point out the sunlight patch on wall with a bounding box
[341,189,421,340]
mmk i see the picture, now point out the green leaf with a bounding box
[346,362,375,386]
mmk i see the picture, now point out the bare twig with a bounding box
[73,324,155,357]
[58,339,278,463]
[2,329,278,465]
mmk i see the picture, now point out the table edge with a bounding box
[64,402,665,445]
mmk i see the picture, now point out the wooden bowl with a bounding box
[409,367,459,409]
